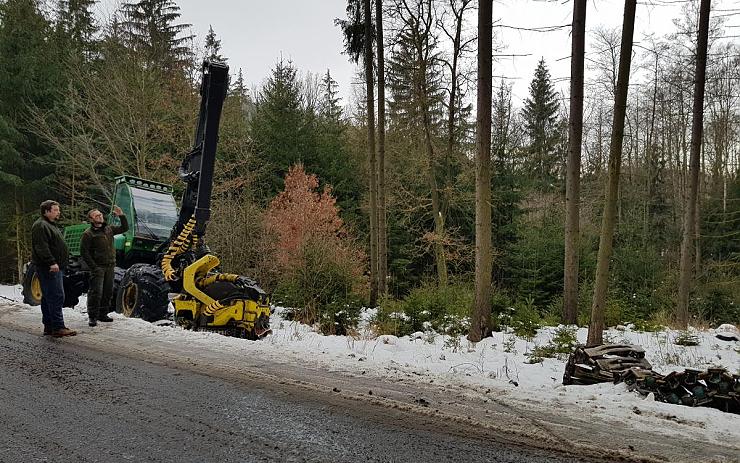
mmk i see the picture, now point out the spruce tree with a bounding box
[335,0,368,64]
[229,68,254,118]
[386,0,448,286]
[55,0,98,62]
[522,58,561,187]
[386,28,444,137]
[316,69,362,225]
[250,59,317,197]
[121,0,193,70]
[319,69,342,122]
[491,81,521,283]
[204,25,225,63]
[0,0,63,280]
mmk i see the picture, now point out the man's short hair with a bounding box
[87,209,100,220]
[40,200,59,216]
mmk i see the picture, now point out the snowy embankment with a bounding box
[1,283,738,459]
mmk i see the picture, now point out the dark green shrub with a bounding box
[502,207,565,308]
[526,326,578,363]
[491,291,515,331]
[511,296,540,340]
[693,289,739,326]
[373,282,473,337]
[275,237,365,335]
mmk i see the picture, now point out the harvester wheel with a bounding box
[115,264,169,322]
[112,267,125,302]
[62,258,86,308]
[22,263,42,306]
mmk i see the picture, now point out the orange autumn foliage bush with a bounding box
[262,165,366,332]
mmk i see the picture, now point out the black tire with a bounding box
[112,267,125,311]
[115,263,169,322]
[62,283,82,308]
[62,258,87,308]
[22,263,42,306]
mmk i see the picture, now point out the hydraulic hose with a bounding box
[161,215,197,281]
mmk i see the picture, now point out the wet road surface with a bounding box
[0,325,601,463]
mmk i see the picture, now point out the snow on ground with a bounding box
[1,284,738,449]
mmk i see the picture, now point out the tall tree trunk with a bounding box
[364,0,379,306]
[376,0,388,296]
[424,107,447,286]
[677,0,710,328]
[695,191,701,275]
[415,2,447,287]
[14,188,23,283]
[596,107,604,177]
[468,0,493,342]
[645,51,658,244]
[563,0,586,325]
[587,0,636,347]
[442,0,469,223]
[399,0,446,287]
[441,0,472,259]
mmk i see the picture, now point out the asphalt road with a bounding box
[0,325,602,463]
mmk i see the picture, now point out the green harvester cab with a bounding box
[23,175,178,308]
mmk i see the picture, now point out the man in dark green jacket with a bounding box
[80,205,128,326]
[31,200,76,337]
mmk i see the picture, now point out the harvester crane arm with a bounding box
[173,60,229,245]
[156,60,270,339]
[161,61,229,282]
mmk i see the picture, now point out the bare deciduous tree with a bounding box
[677,0,711,328]
[563,0,586,325]
[588,0,636,347]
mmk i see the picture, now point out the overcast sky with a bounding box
[96,0,737,108]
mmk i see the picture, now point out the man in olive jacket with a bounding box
[80,206,128,326]
[31,200,76,337]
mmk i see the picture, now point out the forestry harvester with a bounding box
[22,61,271,339]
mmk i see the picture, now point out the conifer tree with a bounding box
[0,0,63,280]
[320,69,343,122]
[231,68,247,98]
[121,0,193,70]
[56,0,98,61]
[250,59,316,196]
[228,68,254,119]
[522,58,561,187]
[204,25,225,63]
[387,0,447,286]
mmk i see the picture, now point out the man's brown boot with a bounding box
[51,327,77,337]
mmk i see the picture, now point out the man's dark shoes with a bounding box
[88,317,97,327]
[51,327,77,337]
[97,314,113,323]
[43,326,52,336]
